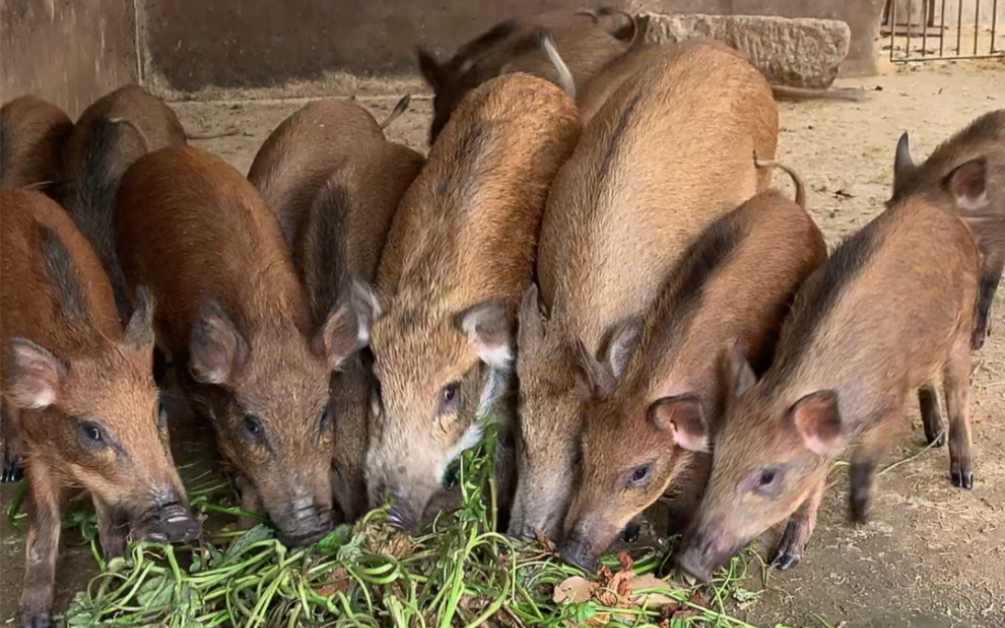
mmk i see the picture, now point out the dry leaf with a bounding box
[553,576,596,604]
[598,565,614,584]
[595,588,620,607]
[534,528,556,554]
[316,567,351,597]
[585,611,611,627]
[626,574,677,610]
[689,589,710,607]
[617,552,634,572]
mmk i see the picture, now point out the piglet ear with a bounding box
[947,157,989,212]
[4,337,66,409]
[724,339,757,400]
[189,301,248,386]
[517,284,546,355]
[317,278,383,370]
[416,47,444,90]
[649,395,708,452]
[124,286,156,348]
[455,299,514,370]
[576,319,641,400]
[893,131,915,191]
[791,390,842,455]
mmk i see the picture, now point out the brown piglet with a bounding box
[115,146,359,546]
[677,155,985,583]
[60,84,187,322]
[893,109,1004,350]
[1,189,199,628]
[417,7,635,143]
[510,39,779,544]
[248,97,424,521]
[354,73,581,530]
[0,95,74,193]
[247,96,420,250]
[560,163,826,571]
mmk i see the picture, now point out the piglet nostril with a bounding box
[386,504,416,531]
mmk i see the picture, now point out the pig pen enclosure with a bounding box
[2,1,1005,627]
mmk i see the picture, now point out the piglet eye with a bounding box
[628,464,651,487]
[80,422,104,446]
[742,467,784,497]
[243,415,264,437]
[441,382,460,406]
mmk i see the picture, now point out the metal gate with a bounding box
[883,0,1004,61]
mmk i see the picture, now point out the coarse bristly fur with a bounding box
[678,154,984,583]
[892,109,1005,350]
[417,7,636,143]
[0,95,74,194]
[510,39,779,545]
[1,189,197,628]
[248,97,424,522]
[115,145,361,548]
[59,85,187,325]
[358,73,581,531]
[560,184,826,571]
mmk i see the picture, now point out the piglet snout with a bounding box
[139,503,201,544]
[676,523,738,584]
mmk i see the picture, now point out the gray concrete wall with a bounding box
[0,0,886,105]
[1,0,137,118]
[137,0,883,98]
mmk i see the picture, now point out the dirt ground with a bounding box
[2,59,1004,627]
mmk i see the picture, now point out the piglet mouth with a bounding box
[675,548,714,584]
[135,503,202,544]
[386,504,418,531]
[676,527,742,584]
[558,535,601,573]
[276,498,334,547]
[280,526,331,547]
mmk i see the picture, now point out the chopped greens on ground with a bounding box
[8,425,818,627]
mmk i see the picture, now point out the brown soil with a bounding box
[2,58,1004,628]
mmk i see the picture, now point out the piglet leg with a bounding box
[944,337,975,489]
[848,412,901,523]
[21,461,61,628]
[917,384,945,447]
[771,475,826,571]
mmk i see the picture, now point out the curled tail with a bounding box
[537,29,576,100]
[770,85,868,103]
[380,94,412,130]
[108,116,151,153]
[755,158,807,209]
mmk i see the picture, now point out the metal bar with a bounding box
[929,0,937,26]
[940,0,947,56]
[906,0,913,56]
[974,0,980,56]
[992,0,999,53]
[891,0,898,61]
[892,51,1005,61]
[957,0,964,53]
[923,0,929,56]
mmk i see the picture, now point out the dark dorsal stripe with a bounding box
[37,222,90,325]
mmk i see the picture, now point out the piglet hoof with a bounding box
[769,521,805,571]
[951,468,975,490]
[848,496,869,524]
[2,456,24,483]
[971,334,985,351]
